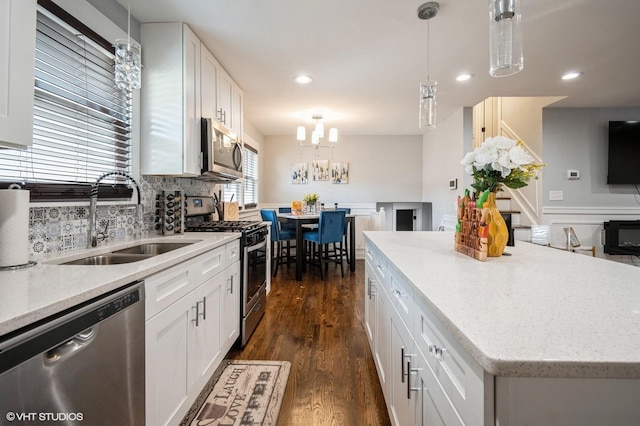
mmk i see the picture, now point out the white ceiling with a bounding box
[121,0,640,137]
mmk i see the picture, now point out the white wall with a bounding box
[260,135,423,205]
[422,108,472,229]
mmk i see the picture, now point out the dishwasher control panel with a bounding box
[96,287,141,321]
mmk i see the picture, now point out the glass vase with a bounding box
[484,192,508,257]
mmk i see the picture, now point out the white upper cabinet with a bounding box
[215,66,243,138]
[0,0,36,149]
[140,23,201,176]
[200,44,219,120]
[231,82,243,138]
[141,23,243,176]
[216,67,232,127]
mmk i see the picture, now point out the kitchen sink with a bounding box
[59,241,200,265]
[111,242,194,255]
[61,254,154,265]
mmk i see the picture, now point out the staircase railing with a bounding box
[498,121,543,226]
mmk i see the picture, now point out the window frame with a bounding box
[0,0,140,202]
[223,139,259,210]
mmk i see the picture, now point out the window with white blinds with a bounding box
[224,145,258,209]
[0,0,133,200]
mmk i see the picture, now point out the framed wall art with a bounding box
[312,160,329,181]
[331,161,349,184]
[291,162,308,184]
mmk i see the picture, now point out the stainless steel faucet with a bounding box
[88,171,142,248]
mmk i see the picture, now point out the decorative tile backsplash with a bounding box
[28,176,219,260]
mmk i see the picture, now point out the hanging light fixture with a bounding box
[115,0,142,91]
[297,114,338,150]
[489,0,523,77]
[417,2,439,129]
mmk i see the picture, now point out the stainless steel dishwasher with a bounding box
[0,281,145,425]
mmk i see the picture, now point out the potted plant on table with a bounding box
[302,193,319,214]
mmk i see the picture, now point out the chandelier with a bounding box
[297,114,338,148]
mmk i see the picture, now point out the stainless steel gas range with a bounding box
[184,196,268,347]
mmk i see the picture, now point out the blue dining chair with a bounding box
[303,210,346,280]
[260,209,296,276]
[334,207,351,264]
[278,207,297,232]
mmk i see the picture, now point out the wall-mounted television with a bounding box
[607,121,640,184]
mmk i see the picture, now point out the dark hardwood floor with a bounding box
[227,258,391,426]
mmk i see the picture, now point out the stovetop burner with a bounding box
[185,219,265,233]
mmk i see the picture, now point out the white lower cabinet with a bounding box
[145,290,192,426]
[365,246,391,398]
[365,239,492,425]
[389,311,418,426]
[222,261,240,347]
[145,241,241,426]
[189,273,224,390]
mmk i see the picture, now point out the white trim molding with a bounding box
[543,206,640,216]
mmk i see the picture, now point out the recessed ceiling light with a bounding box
[562,71,582,80]
[295,75,313,84]
[456,73,473,82]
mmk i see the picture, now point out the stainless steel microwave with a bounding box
[200,117,243,182]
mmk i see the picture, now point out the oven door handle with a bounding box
[246,238,267,253]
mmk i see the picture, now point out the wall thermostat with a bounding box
[567,169,580,180]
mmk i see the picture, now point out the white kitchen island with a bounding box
[364,231,640,426]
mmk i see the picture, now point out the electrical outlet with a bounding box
[549,190,564,201]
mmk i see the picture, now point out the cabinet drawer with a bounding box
[389,266,413,333]
[366,243,388,287]
[193,245,226,284]
[145,260,195,320]
[226,240,240,264]
[414,300,486,425]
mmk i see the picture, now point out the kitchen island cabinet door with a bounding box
[0,0,36,149]
[389,309,417,426]
[375,280,392,402]
[364,261,377,347]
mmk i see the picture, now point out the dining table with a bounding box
[277,212,356,281]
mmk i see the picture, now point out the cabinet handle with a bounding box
[367,277,374,299]
[407,361,422,400]
[192,302,200,327]
[428,344,446,360]
[401,347,414,383]
[192,298,206,326]
[228,275,234,294]
[401,346,406,382]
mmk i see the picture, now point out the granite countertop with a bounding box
[0,233,240,337]
[364,231,640,379]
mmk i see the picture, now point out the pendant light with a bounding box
[115,0,142,91]
[489,0,523,77]
[418,2,439,129]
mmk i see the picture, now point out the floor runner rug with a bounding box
[190,360,291,426]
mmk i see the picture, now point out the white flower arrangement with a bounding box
[461,136,544,193]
